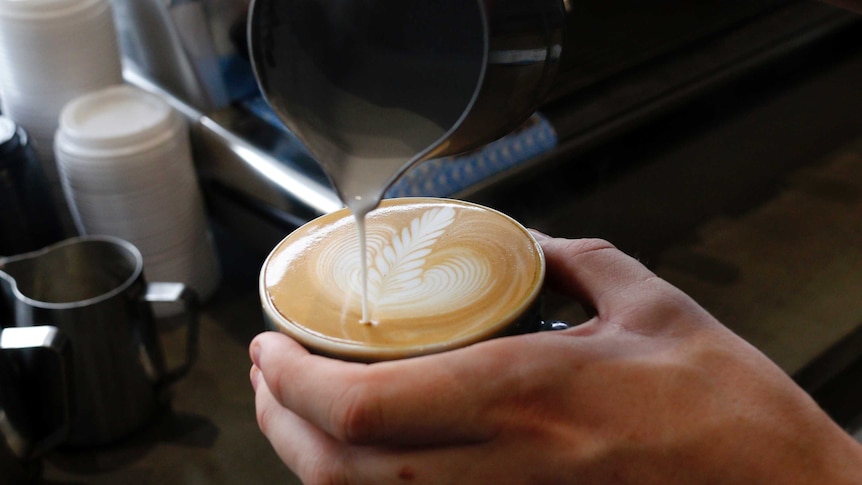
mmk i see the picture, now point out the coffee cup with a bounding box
[260,197,561,362]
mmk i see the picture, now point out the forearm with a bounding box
[756,415,862,484]
[783,424,862,485]
[610,329,862,485]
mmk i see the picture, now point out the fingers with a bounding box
[252,364,346,483]
[535,236,653,308]
[254,361,544,485]
[532,233,716,333]
[250,331,507,447]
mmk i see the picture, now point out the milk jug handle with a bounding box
[0,325,74,456]
[144,282,200,386]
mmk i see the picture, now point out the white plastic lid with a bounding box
[56,84,179,156]
[0,0,103,21]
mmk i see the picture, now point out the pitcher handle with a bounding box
[0,325,74,456]
[145,282,199,386]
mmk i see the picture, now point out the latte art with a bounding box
[261,198,544,361]
[319,206,492,322]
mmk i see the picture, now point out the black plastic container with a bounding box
[0,115,64,257]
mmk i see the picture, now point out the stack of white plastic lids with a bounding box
[55,84,221,303]
[0,0,123,229]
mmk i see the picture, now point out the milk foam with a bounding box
[318,206,492,322]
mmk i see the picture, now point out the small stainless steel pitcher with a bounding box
[0,236,198,447]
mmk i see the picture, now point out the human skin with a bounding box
[250,236,862,484]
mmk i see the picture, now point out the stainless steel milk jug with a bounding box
[0,236,198,447]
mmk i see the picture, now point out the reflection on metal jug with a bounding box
[0,236,199,447]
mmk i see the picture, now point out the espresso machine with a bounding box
[112,0,860,256]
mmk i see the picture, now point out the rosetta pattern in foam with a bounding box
[318,206,492,321]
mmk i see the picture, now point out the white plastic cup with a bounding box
[55,84,222,303]
[0,0,123,233]
[0,0,123,143]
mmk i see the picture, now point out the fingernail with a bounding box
[250,341,262,367]
[529,228,550,241]
[250,365,261,392]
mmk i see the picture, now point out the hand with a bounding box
[250,236,862,484]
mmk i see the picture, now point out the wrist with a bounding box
[749,416,862,485]
[811,429,862,485]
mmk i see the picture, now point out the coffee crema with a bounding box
[261,198,544,361]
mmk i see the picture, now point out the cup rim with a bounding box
[259,197,545,361]
[0,235,143,310]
